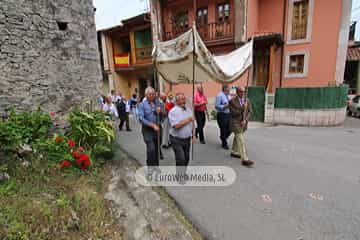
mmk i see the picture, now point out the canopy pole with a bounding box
[191,23,196,163]
[153,66,161,164]
[152,45,162,166]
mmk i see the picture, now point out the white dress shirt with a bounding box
[169,105,193,139]
[103,103,118,118]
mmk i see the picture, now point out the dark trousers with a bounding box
[142,126,160,166]
[216,112,231,145]
[119,113,130,130]
[170,135,191,167]
[194,110,206,142]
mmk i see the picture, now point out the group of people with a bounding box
[99,90,138,132]
[99,83,254,179]
[136,84,254,177]
[137,87,193,176]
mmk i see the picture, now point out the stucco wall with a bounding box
[252,0,347,89]
[282,0,343,87]
[0,0,101,114]
[246,0,259,38]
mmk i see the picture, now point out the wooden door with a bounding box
[254,48,270,87]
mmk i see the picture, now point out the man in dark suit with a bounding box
[229,87,254,167]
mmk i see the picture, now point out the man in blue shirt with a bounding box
[215,84,231,149]
[138,87,165,168]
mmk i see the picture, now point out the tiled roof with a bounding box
[347,46,360,61]
[251,31,283,45]
[253,31,280,38]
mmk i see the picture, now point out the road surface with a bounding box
[117,116,360,240]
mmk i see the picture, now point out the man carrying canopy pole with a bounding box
[138,87,165,175]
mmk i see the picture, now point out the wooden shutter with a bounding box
[291,0,309,40]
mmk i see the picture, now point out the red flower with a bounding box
[72,150,81,159]
[75,154,91,171]
[68,139,76,148]
[60,160,71,168]
[78,146,85,152]
[55,136,64,143]
[50,112,56,117]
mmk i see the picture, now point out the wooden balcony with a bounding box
[164,21,234,44]
[135,45,153,64]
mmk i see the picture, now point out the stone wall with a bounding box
[271,108,347,126]
[0,0,101,114]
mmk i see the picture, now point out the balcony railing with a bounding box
[135,45,153,61]
[164,21,234,42]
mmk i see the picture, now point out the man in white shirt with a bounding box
[168,93,194,168]
[103,96,118,119]
[111,90,122,104]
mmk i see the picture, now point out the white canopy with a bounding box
[153,25,253,84]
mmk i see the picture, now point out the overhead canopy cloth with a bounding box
[153,25,253,84]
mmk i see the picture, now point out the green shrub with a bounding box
[68,110,115,155]
[35,135,73,163]
[0,109,52,155]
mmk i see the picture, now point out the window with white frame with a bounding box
[287,0,313,44]
[285,51,309,78]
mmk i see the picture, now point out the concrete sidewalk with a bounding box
[117,116,360,240]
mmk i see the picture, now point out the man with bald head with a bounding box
[229,87,254,167]
[168,93,194,168]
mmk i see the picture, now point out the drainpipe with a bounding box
[279,0,287,88]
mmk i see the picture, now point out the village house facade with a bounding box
[150,0,352,99]
[98,14,154,100]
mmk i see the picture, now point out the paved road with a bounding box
[117,116,360,240]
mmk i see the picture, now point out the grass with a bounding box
[0,156,123,240]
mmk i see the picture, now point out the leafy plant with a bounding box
[68,110,115,154]
[0,109,52,155]
[36,135,92,172]
[35,135,73,163]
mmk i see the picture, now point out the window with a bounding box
[172,11,189,29]
[291,0,308,40]
[285,51,309,78]
[217,2,230,22]
[197,8,208,26]
[287,0,313,44]
[289,54,304,74]
[57,21,68,31]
